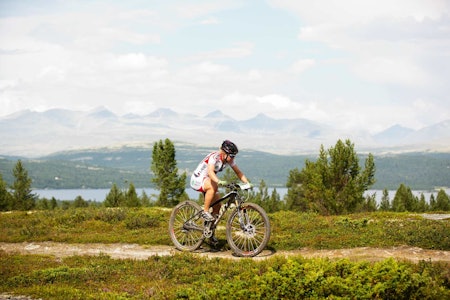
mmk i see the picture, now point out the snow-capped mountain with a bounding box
[1,107,449,157]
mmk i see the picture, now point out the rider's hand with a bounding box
[242,182,253,189]
[217,180,227,186]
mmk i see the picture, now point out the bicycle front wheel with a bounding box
[226,203,271,257]
[168,200,205,251]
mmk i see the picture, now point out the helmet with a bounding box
[221,140,238,157]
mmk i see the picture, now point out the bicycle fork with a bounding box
[236,204,256,237]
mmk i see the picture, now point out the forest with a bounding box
[1,139,449,214]
[1,145,449,190]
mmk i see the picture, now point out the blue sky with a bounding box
[0,0,449,134]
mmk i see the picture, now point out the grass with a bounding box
[1,208,449,250]
[1,252,449,299]
[1,207,449,299]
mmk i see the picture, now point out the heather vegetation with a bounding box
[1,252,449,299]
[1,139,449,298]
[0,208,449,299]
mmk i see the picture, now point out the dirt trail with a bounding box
[1,242,449,263]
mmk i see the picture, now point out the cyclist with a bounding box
[190,140,251,227]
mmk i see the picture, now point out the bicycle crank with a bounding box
[203,221,214,238]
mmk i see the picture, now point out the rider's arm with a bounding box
[208,163,220,184]
[231,164,249,183]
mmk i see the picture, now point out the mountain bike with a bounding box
[168,182,271,257]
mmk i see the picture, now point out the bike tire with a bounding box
[168,200,205,252]
[226,203,271,257]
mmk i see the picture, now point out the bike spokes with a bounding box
[169,201,205,251]
[226,203,270,257]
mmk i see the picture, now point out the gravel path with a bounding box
[1,241,449,262]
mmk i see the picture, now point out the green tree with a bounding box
[0,173,12,211]
[104,183,124,207]
[125,182,141,207]
[360,193,377,212]
[253,179,282,213]
[417,193,429,212]
[267,188,282,213]
[50,197,58,210]
[434,189,450,211]
[252,179,268,209]
[222,167,239,183]
[74,195,88,208]
[10,160,36,210]
[285,139,375,215]
[140,190,152,207]
[429,194,436,210]
[392,184,418,212]
[36,198,50,210]
[151,139,187,207]
[379,189,391,211]
[285,167,309,211]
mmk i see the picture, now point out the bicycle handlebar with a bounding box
[225,182,253,191]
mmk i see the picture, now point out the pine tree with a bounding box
[285,167,309,211]
[392,184,418,212]
[74,195,88,208]
[255,179,269,211]
[268,188,282,212]
[140,190,152,207]
[151,139,187,207]
[10,160,36,210]
[50,197,58,210]
[104,183,124,207]
[429,194,437,211]
[125,182,141,207]
[285,139,375,215]
[0,173,12,211]
[435,189,450,211]
[361,193,377,212]
[417,193,429,212]
[379,189,391,211]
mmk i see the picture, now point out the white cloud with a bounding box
[290,59,315,74]
[174,1,240,19]
[354,55,430,86]
[199,16,220,25]
[273,0,450,89]
[256,94,301,110]
[184,42,253,62]
[0,0,448,136]
[105,53,167,71]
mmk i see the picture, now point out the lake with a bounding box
[33,187,288,202]
[33,187,449,203]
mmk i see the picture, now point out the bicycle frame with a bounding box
[182,184,248,235]
[169,182,270,256]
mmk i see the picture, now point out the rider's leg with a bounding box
[202,178,221,221]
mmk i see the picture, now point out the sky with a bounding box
[0,0,449,134]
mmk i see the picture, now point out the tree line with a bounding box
[1,138,449,214]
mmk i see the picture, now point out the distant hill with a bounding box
[1,144,449,190]
[1,107,450,157]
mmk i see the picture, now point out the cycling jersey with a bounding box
[190,151,235,192]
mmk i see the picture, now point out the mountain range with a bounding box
[1,107,449,157]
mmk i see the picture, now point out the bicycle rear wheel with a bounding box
[226,203,271,257]
[169,200,205,251]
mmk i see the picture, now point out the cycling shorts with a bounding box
[190,173,206,192]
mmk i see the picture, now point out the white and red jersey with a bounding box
[193,151,235,178]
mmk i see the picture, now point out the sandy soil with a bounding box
[1,241,449,263]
